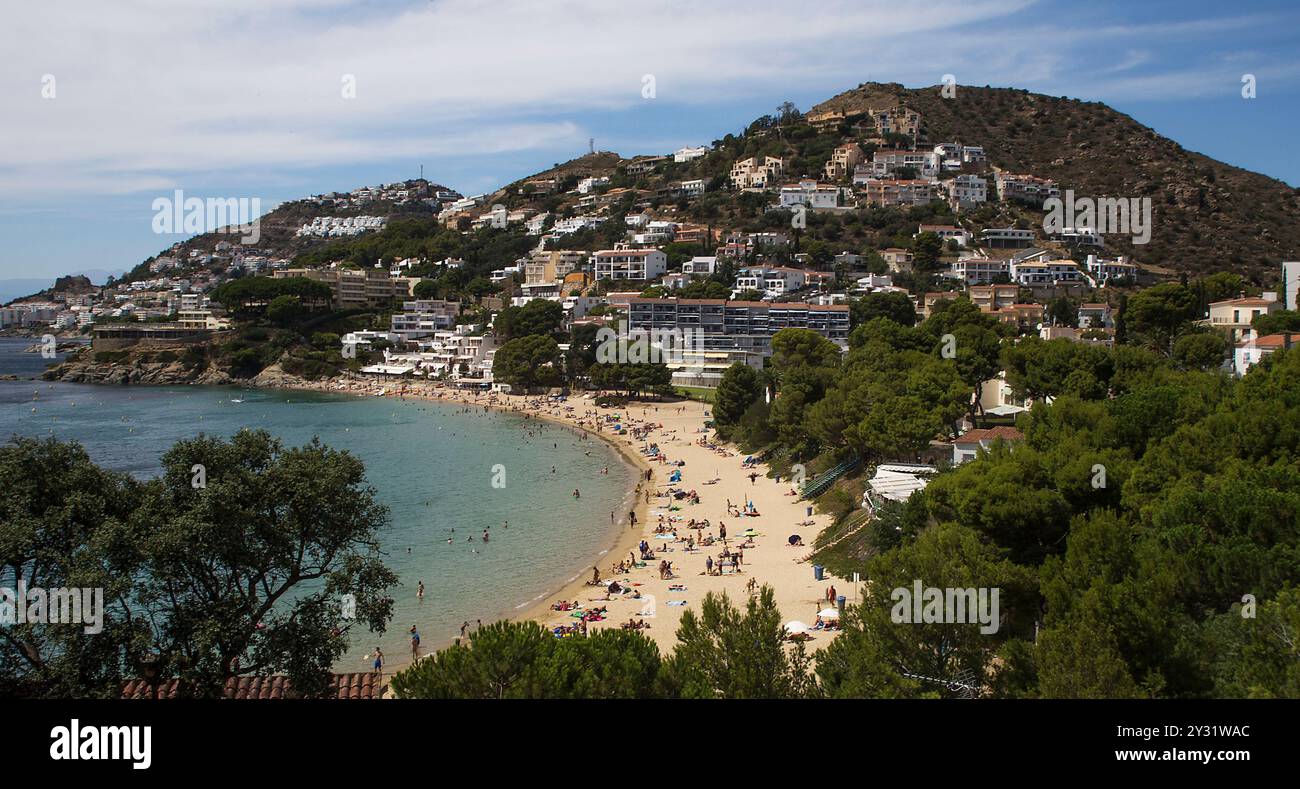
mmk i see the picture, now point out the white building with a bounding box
[945,175,988,211]
[734,266,808,299]
[950,257,1010,284]
[674,146,709,163]
[682,256,718,275]
[778,179,840,209]
[679,179,706,198]
[593,249,668,281]
[1084,254,1138,284]
[1009,258,1085,286]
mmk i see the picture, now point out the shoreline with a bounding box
[16,373,847,685]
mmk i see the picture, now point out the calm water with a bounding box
[0,338,636,669]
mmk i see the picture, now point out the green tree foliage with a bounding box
[210,276,333,315]
[851,290,917,328]
[661,586,813,698]
[588,361,672,397]
[495,299,564,341]
[819,523,1034,698]
[1172,331,1227,371]
[0,432,396,699]
[492,335,562,390]
[1123,282,1200,354]
[1251,309,1300,336]
[1001,336,1114,400]
[712,362,763,440]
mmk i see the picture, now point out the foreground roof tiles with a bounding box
[121,672,381,700]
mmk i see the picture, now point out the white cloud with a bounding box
[0,0,1296,202]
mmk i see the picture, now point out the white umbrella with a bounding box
[818,608,840,619]
[784,621,809,634]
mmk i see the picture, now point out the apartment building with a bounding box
[867,106,921,138]
[969,284,1020,312]
[861,178,937,207]
[950,258,1011,285]
[592,248,668,281]
[823,143,864,181]
[1009,259,1085,286]
[946,175,988,211]
[778,179,840,209]
[1207,294,1281,343]
[272,267,414,308]
[623,297,850,358]
[674,146,709,163]
[390,300,460,340]
[526,250,586,286]
[868,149,940,178]
[682,256,718,275]
[729,156,786,189]
[981,227,1036,249]
[995,173,1060,206]
[733,267,809,299]
[1085,254,1138,284]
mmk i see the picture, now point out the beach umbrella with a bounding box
[783,621,809,634]
[819,608,840,619]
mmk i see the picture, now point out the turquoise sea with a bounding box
[0,338,637,669]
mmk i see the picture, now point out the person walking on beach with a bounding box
[460,621,469,639]
[409,626,421,659]
[372,647,384,677]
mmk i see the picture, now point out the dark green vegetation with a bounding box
[398,286,1300,698]
[490,300,675,396]
[391,586,816,699]
[203,276,387,380]
[0,431,396,699]
[812,82,1300,281]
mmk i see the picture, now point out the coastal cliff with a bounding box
[41,346,317,389]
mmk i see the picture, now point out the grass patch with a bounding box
[674,385,715,403]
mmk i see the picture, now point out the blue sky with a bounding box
[1,0,1297,283]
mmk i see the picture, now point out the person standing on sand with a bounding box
[373,647,384,677]
[409,626,421,659]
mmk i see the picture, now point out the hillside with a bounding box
[471,82,1298,285]
[810,83,1300,280]
[118,178,457,283]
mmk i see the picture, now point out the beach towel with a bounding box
[666,600,687,606]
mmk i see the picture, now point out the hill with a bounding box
[810,83,1300,279]
[473,82,1297,285]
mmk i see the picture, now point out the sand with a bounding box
[275,376,850,666]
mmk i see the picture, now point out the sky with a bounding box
[1,0,1298,283]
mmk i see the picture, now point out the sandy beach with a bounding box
[276,375,849,668]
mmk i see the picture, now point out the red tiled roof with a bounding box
[1241,333,1299,349]
[954,427,1024,444]
[1211,297,1275,307]
[121,672,382,700]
